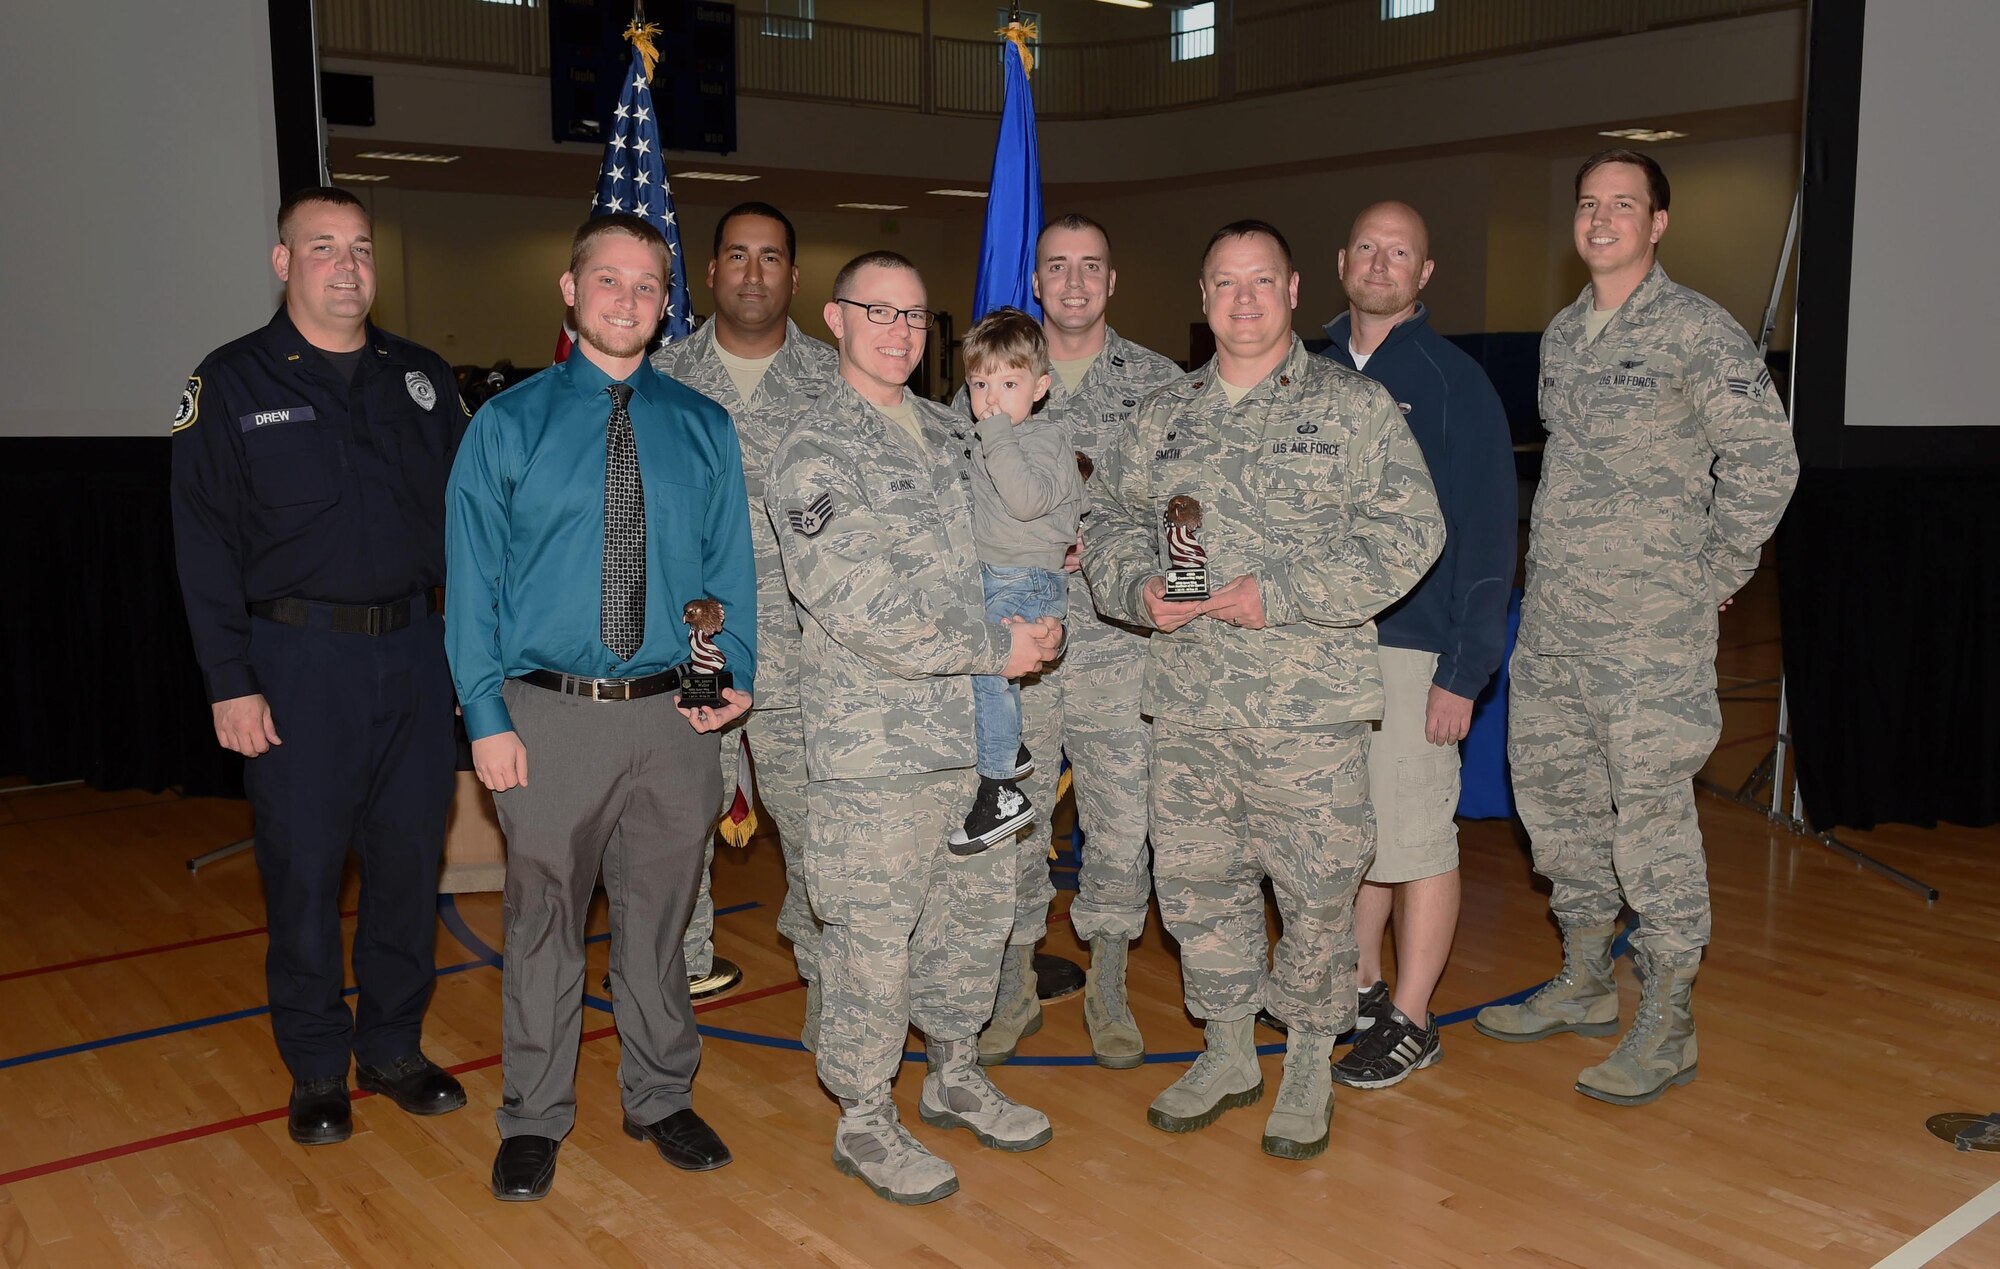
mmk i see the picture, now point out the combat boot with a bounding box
[800,976,821,1054]
[1261,1029,1335,1159]
[1083,937,1145,1070]
[832,1091,959,1205]
[1575,951,1699,1105]
[977,943,1042,1065]
[1147,1015,1263,1133]
[920,1040,1053,1150]
[1473,920,1620,1042]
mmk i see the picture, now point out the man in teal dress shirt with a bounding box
[445,213,756,1201]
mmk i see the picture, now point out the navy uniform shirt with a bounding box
[170,308,469,704]
[445,353,758,743]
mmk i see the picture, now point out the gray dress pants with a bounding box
[491,678,721,1140]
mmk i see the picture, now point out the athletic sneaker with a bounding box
[1261,981,1393,1037]
[1331,1004,1441,1089]
[1012,744,1034,778]
[948,777,1035,855]
[1354,980,1393,1033]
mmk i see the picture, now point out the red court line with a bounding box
[0,980,802,1187]
[0,911,362,984]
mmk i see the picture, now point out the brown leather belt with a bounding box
[515,666,684,702]
[250,588,441,636]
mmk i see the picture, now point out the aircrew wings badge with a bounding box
[172,376,201,433]
[787,492,834,538]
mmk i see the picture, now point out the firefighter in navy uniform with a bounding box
[170,187,470,1146]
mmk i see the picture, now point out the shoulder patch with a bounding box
[786,491,835,538]
[172,376,201,433]
[405,371,438,411]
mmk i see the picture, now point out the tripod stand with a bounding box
[1692,181,1937,902]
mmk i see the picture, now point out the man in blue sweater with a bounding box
[1318,201,1517,1089]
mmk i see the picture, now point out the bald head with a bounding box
[1346,201,1429,258]
[1339,200,1434,322]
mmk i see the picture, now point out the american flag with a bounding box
[556,23,691,361]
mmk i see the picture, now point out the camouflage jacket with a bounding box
[1088,337,1444,730]
[653,320,837,709]
[1522,264,1798,657]
[768,378,1010,780]
[957,327,1182,670]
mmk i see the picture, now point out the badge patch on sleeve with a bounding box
[1725,366,1774,400]
[172,376,201,433]
[787,492,834,538]
[405,371,438,411]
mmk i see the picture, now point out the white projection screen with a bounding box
[1,1,284,439]
[1842,0,2000,429]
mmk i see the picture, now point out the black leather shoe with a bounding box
[288,1075,353,1146]
[623,1108,732,1172]
[357,1053,467,1116]
[491,1135,560,1201]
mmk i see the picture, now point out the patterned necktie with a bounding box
[600,382,645,660]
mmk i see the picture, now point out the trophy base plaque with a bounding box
[1163,567,1210,603]
[678,669,732,710]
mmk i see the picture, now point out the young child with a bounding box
[950,307,1084,854]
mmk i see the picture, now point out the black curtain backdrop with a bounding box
[0,439,244,797]
[1777,467,2000,831]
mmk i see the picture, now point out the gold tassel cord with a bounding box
[624,19,663,83]
[716,804,759,850]
[997,20,1037,78]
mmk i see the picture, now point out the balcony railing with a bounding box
[318,0,1800,121]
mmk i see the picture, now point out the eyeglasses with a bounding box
[835,298,937,330]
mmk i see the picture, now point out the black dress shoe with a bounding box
[288,1075,353,1146]
[491,1135,560,1201]
[623,1108,732,1172]
[356,1053,467,1116]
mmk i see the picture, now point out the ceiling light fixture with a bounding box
[354,150,461,163]
[672,170,760,181]
[1094,0,1155,8]
[837,202,909,211]
[928,188,988,198]
[1598,128,1688,143]
[330,172,391,182]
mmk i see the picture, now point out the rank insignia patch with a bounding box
[172,376,201,433]
[787,492,834,538]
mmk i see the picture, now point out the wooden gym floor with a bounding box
[2,566,1996,1268]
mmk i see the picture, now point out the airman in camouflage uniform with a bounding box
[1474,152,1797,1107]
[651,204,837,1036]
[767,252,1064,1205]
[1090,222,1443,1159]
[965,215,1183,1071]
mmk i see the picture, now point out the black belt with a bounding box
[516,666,684,702]
[250,588,441,636]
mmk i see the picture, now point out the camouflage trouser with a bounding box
[1151,719,1374,1034]
[1507,649,1721,959]
[1008,654,1154,945]
[805,768,1014,1100]
[681,706,819,982]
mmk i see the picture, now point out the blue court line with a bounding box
[0,953,496,1072]
[675,924,1640,1067]
[0,897,765,1072]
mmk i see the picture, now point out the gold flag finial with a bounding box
[623,18,664,82]
[996,20,1038,78]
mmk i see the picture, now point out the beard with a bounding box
[575,309,658,360]
[1343,279,1419,318]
